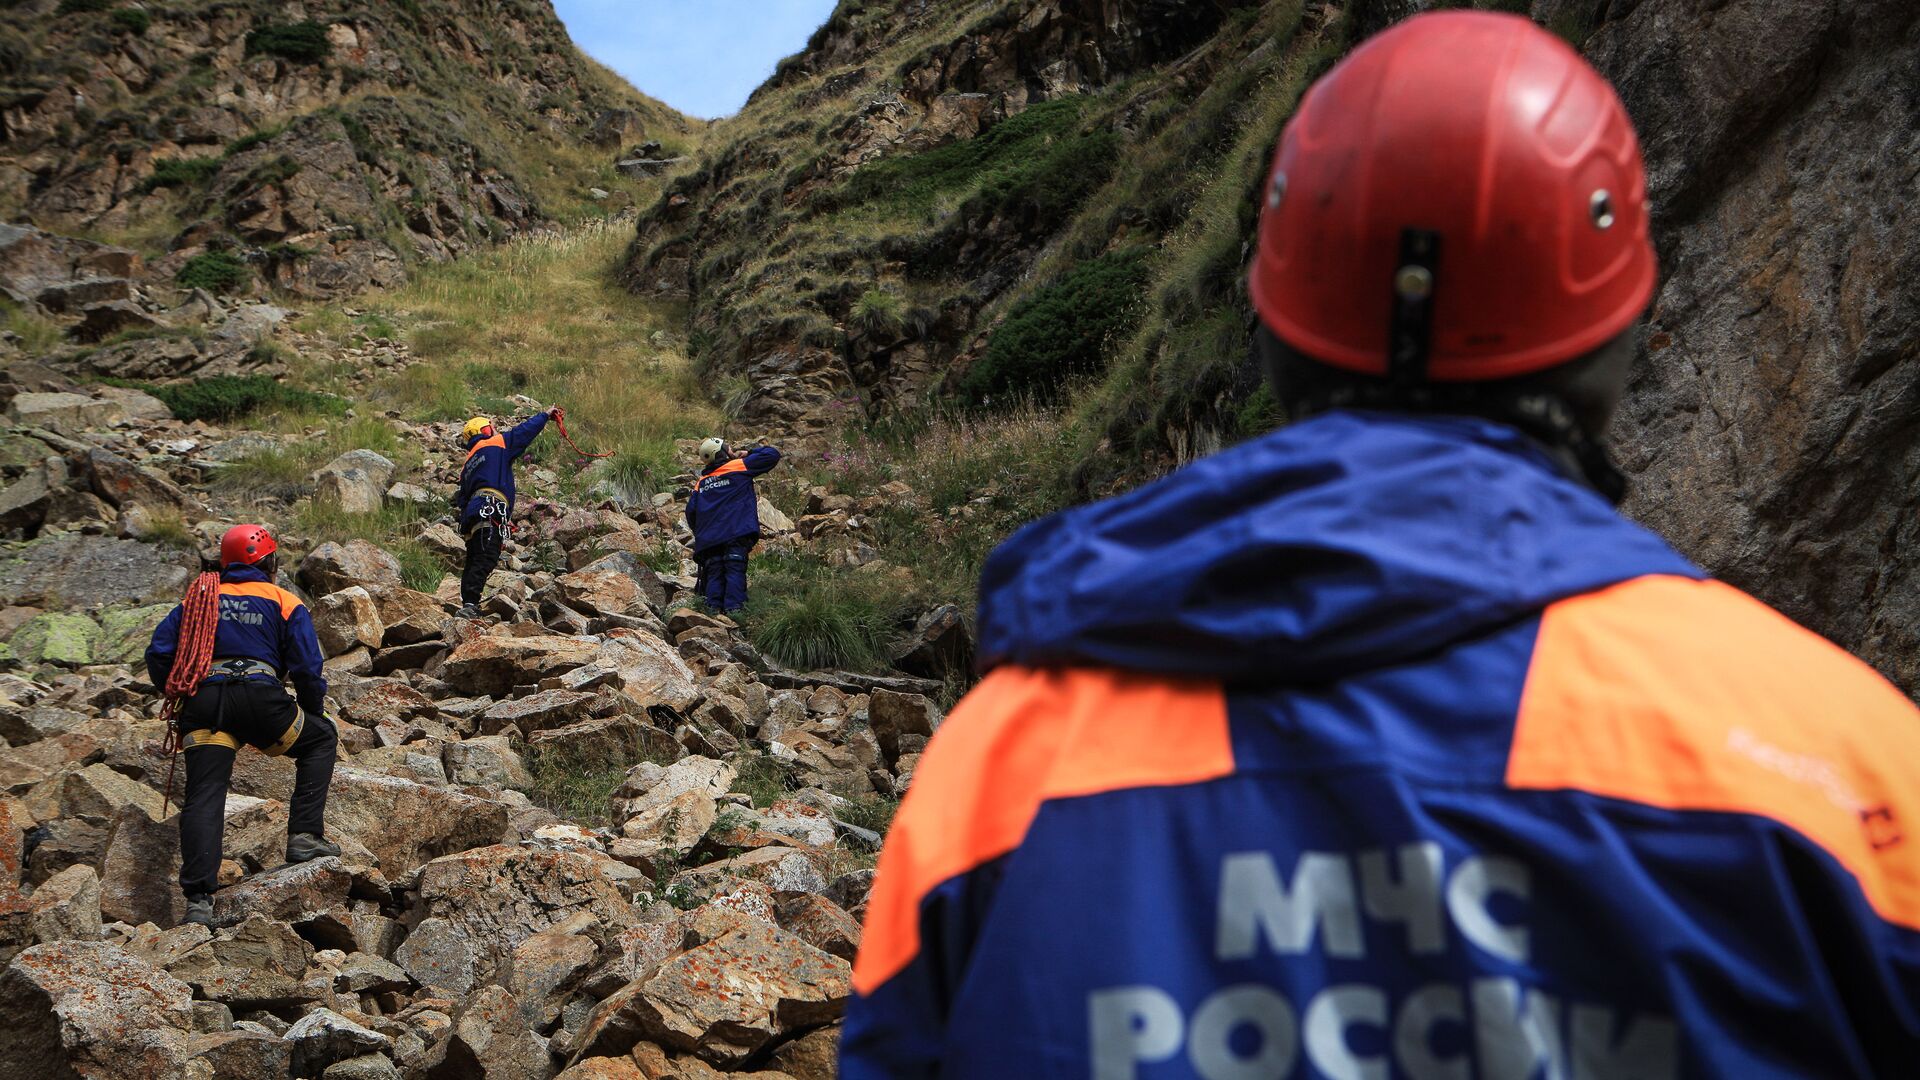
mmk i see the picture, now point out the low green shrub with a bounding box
[175,251,250,293]
[133,374,346,423]
[224,123,286,156]
[964,247,1152,405]
[109,7,149,34]
[851,288,905,337]
[137,156,220,194]
[245,21,331,64]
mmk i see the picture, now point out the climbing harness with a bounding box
[157,571,222,817]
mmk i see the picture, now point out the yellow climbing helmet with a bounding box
[461,416,495,442]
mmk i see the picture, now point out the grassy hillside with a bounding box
[0,0,695,292]
[623,0,1352,608]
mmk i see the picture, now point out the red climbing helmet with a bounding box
[1250,11,1657,382]
[219,524,277,566]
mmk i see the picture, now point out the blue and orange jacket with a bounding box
[687,446,782,553]
[145,564,327,715]
[457,414,549,529]
[842,410,1920,1078]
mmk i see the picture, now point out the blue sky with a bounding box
[553,0,840,120]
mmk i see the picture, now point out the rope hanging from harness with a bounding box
[158,571,221,816]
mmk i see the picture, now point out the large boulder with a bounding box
[0,534,194,610]
[573,921,850,1065]
[0,941,197,1080]
[67,448,197,517]
[554,630,699,713]
[311,451,397,515]
[314,587,385,656]
[299,541,404,596]
[504,916,600,1033]
[5,392,121,434]
[166,914,317,1010]
[426,984,551,1079]
[327,769,514,877]
[477,690,598,736]
[889,604,973,682]
[371,587,445,646]
[285,1008,393,1078]
[866,689,940,761]
[9,612,101,666]
[443,635,600,697]
[27,862,100,944]
[413,845,636,988]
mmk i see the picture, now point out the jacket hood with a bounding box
[977,411,1700,683]
[221,563,271,583]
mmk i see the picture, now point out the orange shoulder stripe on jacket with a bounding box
[853,665,1232,995]
[1512,573,1920,930]
[464,433,507,463]
[695,458,748,491]
[219,581,301,621]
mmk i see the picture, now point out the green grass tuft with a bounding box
[245,21,332,64]
[729,750,794,809]
[175,251,250,293]
[109,7,150,34]
[123,374,345,423]
[851,288,905,337]
[138,156,220,194]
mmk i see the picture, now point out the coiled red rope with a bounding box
[158,571,221,816]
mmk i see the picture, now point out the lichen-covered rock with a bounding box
[573,920,850,1065]
[211,857,351,929]
[477,689,598,735]
[9,611,101,666]
[0,941,196,1080]
[167,914,316,1010]
[442,736,533,789]
[554,631,699,713]
[427,984,551,1079]
[311,451,397,516]
[94,604,176,664]
[414,845,636,989]
[371,587,446,646]
[396,915,478,996]
[504,915,601,1033]
[325,768,513,877]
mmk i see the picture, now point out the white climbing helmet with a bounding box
[698,437,727,461]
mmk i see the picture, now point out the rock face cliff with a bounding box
[0,0,690,297]
[1594,0,1920,691]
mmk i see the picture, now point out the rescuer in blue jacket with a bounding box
[455,410,558,616]
[687,436,782,612]
[146,525,338,928]
[843,13,1920,1077]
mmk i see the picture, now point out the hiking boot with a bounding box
[184,895,214,928]
[286,833,342,864]
[457,602,481,619]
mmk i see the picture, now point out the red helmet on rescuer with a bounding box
[219,524,276,566]
[1250,11,1656,382]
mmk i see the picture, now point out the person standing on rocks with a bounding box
[455,409,560,617]
[146,524,340,929]
[688,436,782,613]
[843,13,1920,1076]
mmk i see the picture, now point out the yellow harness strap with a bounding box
[182,711,304,758]
[182,728,239,752]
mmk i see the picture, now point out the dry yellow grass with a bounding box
[341,219,719,497]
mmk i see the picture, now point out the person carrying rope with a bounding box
[146,524,337,928]
[454,408,561,617]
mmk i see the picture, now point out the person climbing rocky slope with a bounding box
[1,0,692,298]
[0,369,970,1078]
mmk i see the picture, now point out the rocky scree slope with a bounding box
[1,0,691,298]
[0,375,972,1078]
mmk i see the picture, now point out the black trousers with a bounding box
[461,522,504,606]
[696,537,756,613]
[178,679,338,898]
